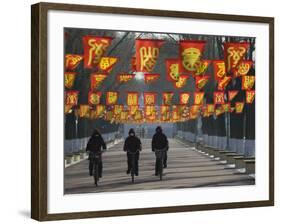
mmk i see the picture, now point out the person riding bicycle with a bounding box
[152,126,169,176]
[123,128,142,176]
[86,129,106,178]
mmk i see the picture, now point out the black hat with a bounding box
[156,126,162,133]
[129,128,135,136]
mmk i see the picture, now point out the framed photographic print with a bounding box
[31,2,274,221]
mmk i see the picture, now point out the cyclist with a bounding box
[86,129,106,178]
[152,126,169,176]
[123,128,142,176]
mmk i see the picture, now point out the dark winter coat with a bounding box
[152,132,169,151]
[86,133,106,153]
[123,135,142,153]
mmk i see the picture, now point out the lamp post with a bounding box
[225,111,230,150]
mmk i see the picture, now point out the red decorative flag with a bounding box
[195,76,209,91]
[241,76,255,90]
[146,111,157,122]
[166,58,182,82]
[117,74,135,83]
[224,42,250,72]
[144,92,157,105]
[213,60,226,80]
[161,105,170,115]
[129,105,139,116]
[172,106,180,121]
[134,110,143,121]
[98,57,118,72]
[179,92,190,105]
[79,105,90,118]
[179,40,206,73]
[178,105,186,116]
[174,75,189,89]
[65,54,83,70]
[145,106,156,117]
[105,110,114,121]
[117,74,134,83]
[161,114,170,122]
[218,76,231,90]
[215,107,224,116]
[90,74,107,90]
[113,105,123,115]
[202,106,209,117]
[135,39,164,72]
[194,60,211,76]
[131,57,137,72]
[120,110,129,121]
[65,91,79,106]
[127,92,138,106]
[96,105,105,117]
[214,91,225,104]
[144,74,160,84]
[89,109,96,120]
[65,105,73,114]
[189,105,201,119]
[234,60,253,77]
[163,92,174,105]
[64,72,77,89]
[194,92,204,105]
[235,102,245,113]
[106,91,118,105]
[207,104,215,115]
[160,105,170,121]
[222,103,231,112]
[83,36,113,69]
[228,90,239,101]
[88,91,101,105]
[181,106,189,120]
[246,90,255,103]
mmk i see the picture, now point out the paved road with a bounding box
[64,138,254,194]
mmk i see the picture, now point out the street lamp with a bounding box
[135,72,144,80]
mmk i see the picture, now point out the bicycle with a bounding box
[89,151,103,186]
[128,150,139,183]
[155,149,166,181]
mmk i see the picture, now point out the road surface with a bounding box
[64,138,254,194]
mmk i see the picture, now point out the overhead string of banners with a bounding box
[64,35,255,124]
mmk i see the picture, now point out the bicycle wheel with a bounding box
[131,171,134,183]
[94,161,99,186]
[131,157,135,183]
[159,159,163,181]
